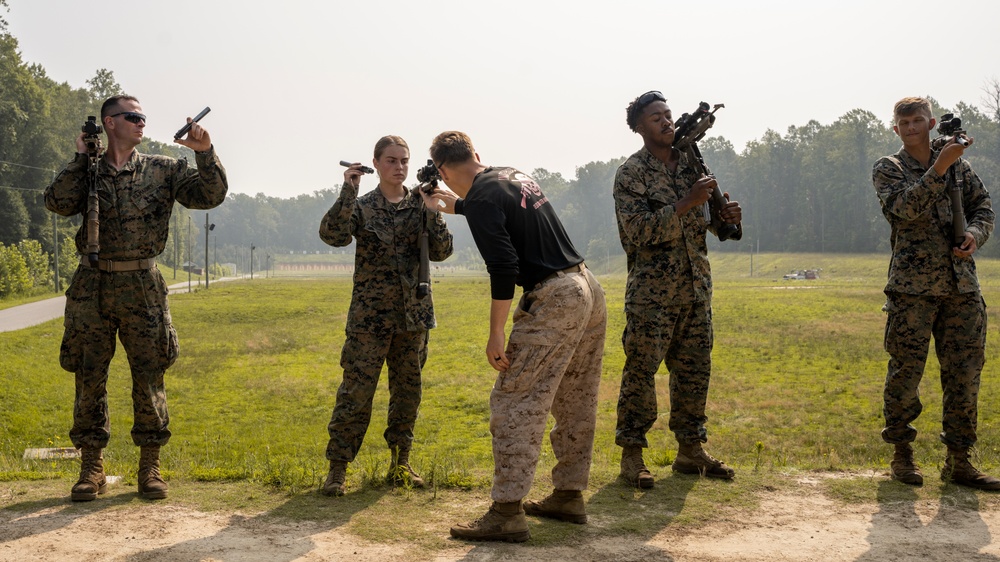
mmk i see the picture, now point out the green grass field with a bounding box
[4,252,1000,546]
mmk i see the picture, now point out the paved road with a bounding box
[0,277,242,333]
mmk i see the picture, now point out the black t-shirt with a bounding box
[456,167,583,300]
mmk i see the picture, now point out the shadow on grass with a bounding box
[453,474,697,561]
[122,486,389,562]
[855,479,1000,561]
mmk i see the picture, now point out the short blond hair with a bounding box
[893,97,933,123]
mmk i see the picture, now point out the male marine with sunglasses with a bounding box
[614,90,742,487]
[45,95,228,502]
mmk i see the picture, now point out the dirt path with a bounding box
[3,479,1000,562]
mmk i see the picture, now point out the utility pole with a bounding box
[250,244,256,280]
[204,213,214,289]
[187,216,192,293]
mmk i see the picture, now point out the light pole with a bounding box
[250,243,256,280]
[187,216,192,293]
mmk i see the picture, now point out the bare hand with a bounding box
[487,332,509,371]
[427,185,462,214]
[933,135,973,176]
[954,232,978,258]
[720,192,742,224]
[174,118,212,152]
[342,163,364,187]
[75,132,88,154]
[675,175,717,215]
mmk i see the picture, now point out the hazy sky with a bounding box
[7,0,999,198]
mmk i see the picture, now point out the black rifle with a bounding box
[672,102,740,242]
[81,116,104,267]
[932,113,969,246]
[412,160,440,299]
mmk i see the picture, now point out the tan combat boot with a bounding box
[620,445,654,488]
[450,501,530,542]
[942,448,1000,491]
[322,460,348,496]
[388,447,425,488]
[672,441,736,479]
[137,445,168,500]
[71,447,107,502]
[523,489,587,524]
[890,443,923,486]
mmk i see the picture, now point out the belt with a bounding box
[80,256,157,272]
[534,262,586,291]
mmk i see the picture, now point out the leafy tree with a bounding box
[0,242,31,297]
[0,189,29,244]
[17,238,50,289]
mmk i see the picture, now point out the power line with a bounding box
[0,185,44,192]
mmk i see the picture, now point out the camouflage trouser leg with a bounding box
[882,292,986,449]
[490,268,606,503]
[383,330,428,451]
[62,267,177,449]
[326,330,426,462]
[616,300,713,448]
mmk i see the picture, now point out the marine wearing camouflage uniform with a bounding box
[44,148,228,449]
[319,180,453,463]
[874,146,993,450]
[613,147,741,449]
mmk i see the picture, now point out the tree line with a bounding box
[4,12,1000,297]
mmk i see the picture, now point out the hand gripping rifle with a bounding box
[932,113,969,246]
[81,116,104,267]
[672,102,740,242]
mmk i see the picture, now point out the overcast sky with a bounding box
[7,0,999,198]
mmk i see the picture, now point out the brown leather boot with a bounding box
[388,447,425,488]
[322,461,348,496]
[673,441,736,479]
[942,448,1000,491]
[137,445,168,500]
[890,443,923,486]
[71,447,107,502]
[620,446,654,488]
[523,489,587,524]
[450,501,530,542]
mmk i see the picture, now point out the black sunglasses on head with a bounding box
[109,111,146,124]
[636,90,666,107]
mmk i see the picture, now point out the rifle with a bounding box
[672,102,740,242]
[412,160,440,299]
[81,116,104,267]
[932,113,969,246]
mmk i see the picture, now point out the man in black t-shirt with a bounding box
[423,131,607,542]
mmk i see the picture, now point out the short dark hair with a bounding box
[626,90,667,132]
[429,131,476,167]
[100,95,140,119]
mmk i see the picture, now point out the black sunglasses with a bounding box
[110,111,146,124]
[636,90,666,107]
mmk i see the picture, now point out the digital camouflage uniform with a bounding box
[319,181,453,462]
[44,148,228,449]
[613,147,741,447]
[874,147,994,449]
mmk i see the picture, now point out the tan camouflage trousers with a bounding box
[60,266,178,449]
[325,330,427,462]
[882,291,987,449]
[490,267,606,503]
[616,300,714,448]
